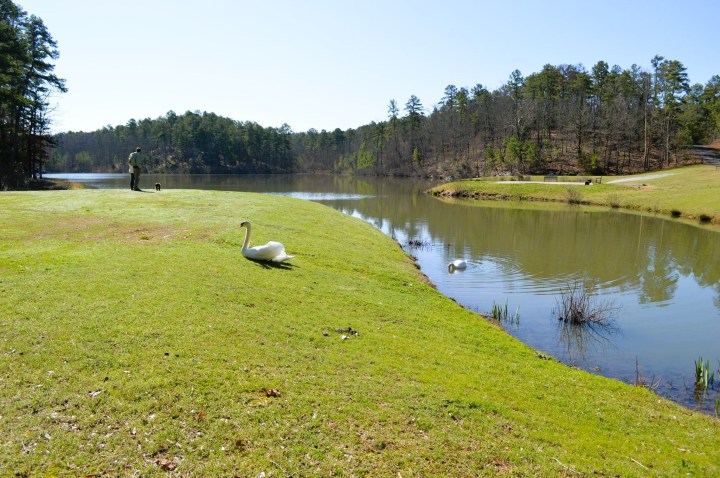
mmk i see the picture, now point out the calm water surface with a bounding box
[46,173,720,413]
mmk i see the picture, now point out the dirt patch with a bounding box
[27,216,193,243]
[606,173,675,184]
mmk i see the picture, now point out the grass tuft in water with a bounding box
[491,300,519,325]
[694,357,714,391]
[406,238,431,248]
[635,356,661,391]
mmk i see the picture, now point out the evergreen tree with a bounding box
[0,1,65,189]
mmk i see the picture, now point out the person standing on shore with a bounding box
[129,147,143,191]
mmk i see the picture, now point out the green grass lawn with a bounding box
[430,164,720,225]
[1,189,719,476]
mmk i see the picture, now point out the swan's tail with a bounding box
[272,254,295,263]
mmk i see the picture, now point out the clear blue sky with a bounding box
[18,0,720,133]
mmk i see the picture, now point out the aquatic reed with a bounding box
[491,300,519,325]
[694,357,714,390]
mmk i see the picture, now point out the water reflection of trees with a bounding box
[555,319,619,365]
[336,185,720,309]
[252,175,720,309]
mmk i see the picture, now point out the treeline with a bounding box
[52,111,294,174]
[295,59,720,177]
[0,0,66,189]
[50,57,720,178]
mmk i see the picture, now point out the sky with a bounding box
[17,0,720,134]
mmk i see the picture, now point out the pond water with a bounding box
[45,173,720,413]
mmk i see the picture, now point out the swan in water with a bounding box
[239,221,294,263]
[448,259,467,272]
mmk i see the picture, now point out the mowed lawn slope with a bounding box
[1,190,718,476]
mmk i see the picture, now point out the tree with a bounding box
[657,59,690,164]
[0,1,66,189]
[0,0,27,187]
[677,83,712,146]
[506,69,525,137]
[404,95,424,164]
[441,84,458,111]
[701,75,720,137]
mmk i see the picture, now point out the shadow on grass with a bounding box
[242,258,297,270]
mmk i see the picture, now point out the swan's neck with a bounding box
[241,223,252,251]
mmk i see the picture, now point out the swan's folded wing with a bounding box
[244,241,292,262]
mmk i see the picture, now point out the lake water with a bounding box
[45,173,720,413]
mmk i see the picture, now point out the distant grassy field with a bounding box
[1,189,719,476]
[430,164,720,225]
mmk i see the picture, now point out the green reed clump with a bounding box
[491,300,519,325]
[491,301,508,321]
[694,358,714,390]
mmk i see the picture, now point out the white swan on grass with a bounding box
[239,221,294,263]
[448,259,467,272]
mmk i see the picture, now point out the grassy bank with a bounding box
[430,164,720,225]
[1,189,718,476]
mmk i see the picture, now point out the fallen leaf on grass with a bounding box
[156,458,176,471]
[262,388,280,397]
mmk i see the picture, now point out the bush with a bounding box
[553,281,618,325]
[607,193,621,208]
[565,187,583,204]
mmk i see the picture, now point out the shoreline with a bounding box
[428,164,720,225]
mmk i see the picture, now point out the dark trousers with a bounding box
[130,167,140,190]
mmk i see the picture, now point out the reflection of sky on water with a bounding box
[268,192,373,201]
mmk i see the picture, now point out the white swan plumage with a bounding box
[448,259,467,272]
[240,221,294,263]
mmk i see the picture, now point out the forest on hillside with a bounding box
[50,58,720,178]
